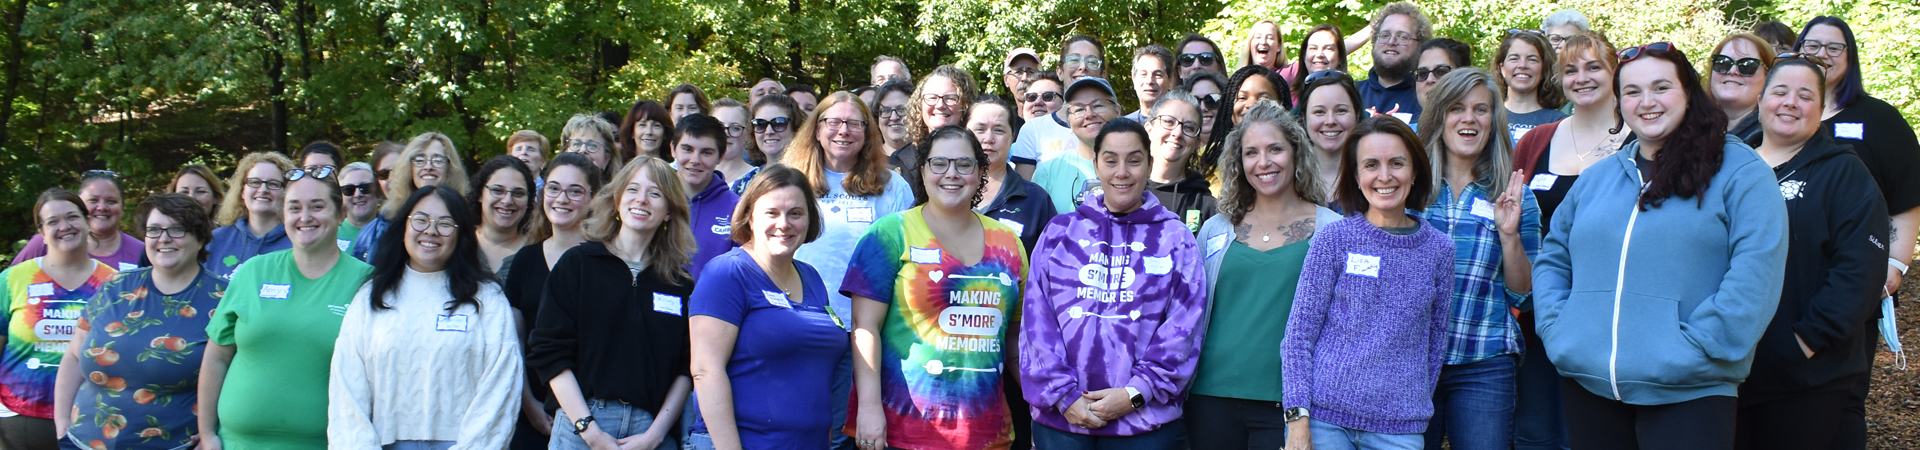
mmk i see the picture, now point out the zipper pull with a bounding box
[629,267,639,287]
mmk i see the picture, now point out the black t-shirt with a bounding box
[502,243,555,404]
[1529,154,1579,231]
[1826,95,1920,214]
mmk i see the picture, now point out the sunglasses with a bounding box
[1617,42,1675,64]
[284,166,335,182]
[1710,55,1764,77]
[341,182,377,197]
[82,169,119,179]
[1022,91,1062,103]
[752,117,791,133]
[1195,93,1221,112]
[1773,52,1831,70]
[1177,52,1218,68]
[1411,65,1454,82]
[1303,69,1349,86]
[1506,28,1544,36]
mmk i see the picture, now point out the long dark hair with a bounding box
[367,185,495,313]
[1200,64,1292,179]
[618,100,675,161]
[1612,45,1728,210]
[1796,16,1864,110]
[467,155,538,235]
[1290,24,1349,102]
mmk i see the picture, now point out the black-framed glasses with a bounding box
[244,178,286,191]
[1711,55,1764,77]
[1774,52,1831,70]
[485,184,529,200]
[920,94,963,106]
[284,166,334,182]
[543,183,590,201]
[1195,93,1221,112]
[925,157,980,175]
[1506,28,1544,36]
[874,106,908,120]
[723,124,747,137]
[820,118,866,130]
[1412,65,1454,82]
[82,169,119,179]
[1303,69,1350,86]
[407,213,459,236]
[1177,52,1218,68]
[1151,115,1201,137]
[1022,91,1061,103]
[1617,42,1675,63]
[341,182,376,197]
[144,226,190,239]
[1006,67,1038,78]
[752,117,791,133]
[1796,40,1848,57]
[411,155,451,168]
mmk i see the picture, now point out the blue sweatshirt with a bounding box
[1533,135,1788,405]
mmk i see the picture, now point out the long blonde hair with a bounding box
[382,132,470,218]
[1418,68,1515,194]
[583,156,696,284]
[216,152,296,225]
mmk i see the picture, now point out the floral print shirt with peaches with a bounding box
[69,268,225,450]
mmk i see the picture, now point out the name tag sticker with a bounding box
[1143,255,1173,275]
[1470,198,1496,221]
[335,239,351,251]
[1207,233,1229,259]
[846,206,875,223]
[909,247,942,265]
[1836,122,1864,140]
[1345,253,1381,278]
[1528,173,1559,191]
[652,293,684,316]
[435,314,469,332]
[259,284,291,299]
[763,290,793,309]
[1390,112,1414,124]
[27,283,53,298]
[996,218,1025,236]
[117,262,138,272]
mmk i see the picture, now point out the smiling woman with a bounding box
[0,189,117,450]
[207,152,298,279]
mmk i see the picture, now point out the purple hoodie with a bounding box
[688,171,740,281]
[1019,193,1205,436]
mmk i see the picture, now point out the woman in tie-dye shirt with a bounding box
[843,126,1028,450]
[0,189,118,450]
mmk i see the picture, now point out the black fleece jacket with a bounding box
[528,241,694,411]
[1740,132,1890,400]
[1148,170,1219,235]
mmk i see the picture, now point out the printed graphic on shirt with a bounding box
[2,261,115,418]
[1780,179,1806,200]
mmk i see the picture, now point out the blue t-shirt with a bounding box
[689,248,849,450]
[1507,108,1569,145]
[791,169,914,326]
[1357,69,1421,124]
[206,217,290,280]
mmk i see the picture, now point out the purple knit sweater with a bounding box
[1282,214,1455,434]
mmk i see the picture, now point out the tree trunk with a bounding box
[0,0,32,149]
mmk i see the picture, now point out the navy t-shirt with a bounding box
[689,248,849,449]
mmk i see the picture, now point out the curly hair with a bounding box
[1219,99,1324,225]
[911,125,990,208]
[906,65,981,144]
[217,152,297,225]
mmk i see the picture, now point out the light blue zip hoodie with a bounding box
[1533,135,1787,405]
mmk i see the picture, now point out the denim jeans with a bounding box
[1030,419,1187,450]
[829,351,854,450]
[683,432,713,450]
[1514,341,1568,450]
[551,398,680,450]
[1308,418,1423,450]
[1424,354,1517,450]
[383,441,455,450]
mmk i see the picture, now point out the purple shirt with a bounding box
[1019,193,1205,436]
[10,233,144,271]
[688,172,741,280]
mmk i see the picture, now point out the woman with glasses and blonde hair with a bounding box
[1144,89,1217,234]
[500,153,604,449]
[208,152,298,278]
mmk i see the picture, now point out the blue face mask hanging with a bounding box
[1883,296,1906,370]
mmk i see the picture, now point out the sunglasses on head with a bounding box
[1710,55,1764,77]
[752,117,791,133]
[1506,28,1544,36]
[1617,42,1675,64]
[1302,69,1349,86]
[284,166,335,182]
[1177,52,1218,68]
[1773,52,1831,70]
[82,169,119,179]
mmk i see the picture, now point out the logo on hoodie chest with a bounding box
[1779,179,1806,201]
[1074,251,1141,302]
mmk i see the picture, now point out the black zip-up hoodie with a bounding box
[1739,132,1890,401]
[1148,170,1219,235]
[528,241,694,410]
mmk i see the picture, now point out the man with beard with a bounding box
[1356,2,1432,124]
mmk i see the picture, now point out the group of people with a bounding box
[0,3,1913,450]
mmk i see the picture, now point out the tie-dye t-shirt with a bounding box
[839,208,1027,450]
[0,258,117,418]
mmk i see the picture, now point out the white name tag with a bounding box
[996,218,1025,236]
[116,262,137,272]
[1470,198,1496,221]
[846,206,875,223]
[1390,112,1414,124]
[435,314,469,332]
[763,290,792,309]
[336,239,351,251]
[909,247,942,265]
[1143,255,1172,275]
[1528,173,1559,191]
[259,283,291,299]
[27,282,53,298]
[1206,233,1229,259]
[1835,122,1864,140]
[652,293,684,316]
[1345,253,1381,278]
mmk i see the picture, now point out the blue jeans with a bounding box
[683,432,713,450]
[1423,354,1517,450]
[1514,340,1568,450]
[829,351,854,450]
[1030,419,1187,450]
[551,398,680,450]
[1308,419,1423,450]
[383,441,455,450]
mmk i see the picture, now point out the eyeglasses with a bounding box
[543,183,590,201]
[1796,40,1848,58]
[1022,91,1061,103]
[284,166,334,182]
[341,182,377,197]
[820,117,866,130]
[1506,28,1544,36]
[1194,94,1221,112]
[1411,65,1454,82]
[1177,52,1218,68]
[1303,69,1350,86]
[1617,42,1675,63]
[724,124,747,137]
[82,169,119,179]
[1065,100,1115,118]
[1374,31,1418,45]
[411,155,451,168]
[752,117,791,133]
[1546,34,1570,47]
[144,226,190,239]
[1711,55,1764,77]
[921,94,963,106]
[1151,115,1201,138]
[1062,55,1104,71]
[875,105,908,120]
[244,178,286,191]
[925,157,980,175]
[407,213,459,236]
[564,140,603,155]
[1006,67,1038,78]
[1774,52,1832,70]
[375,169,392,181]
[485,184,529,200]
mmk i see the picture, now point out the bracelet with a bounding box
[1891,257,1909,275]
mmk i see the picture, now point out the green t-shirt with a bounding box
[1032,153,1097,214]
[1192,239,1309,401]
[336,220,362,253]
[205,250,372,449]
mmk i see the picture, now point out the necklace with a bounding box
[1574,126,1619,161]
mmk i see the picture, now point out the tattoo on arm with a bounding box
[1279,218,1316,246]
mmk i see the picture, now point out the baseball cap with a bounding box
[1065,77,1118,102]
[1004,48,1041,70]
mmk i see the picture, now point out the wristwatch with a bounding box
[572,415,596,434]
[1124,386,1144,410]
[1284,407,1311,423]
